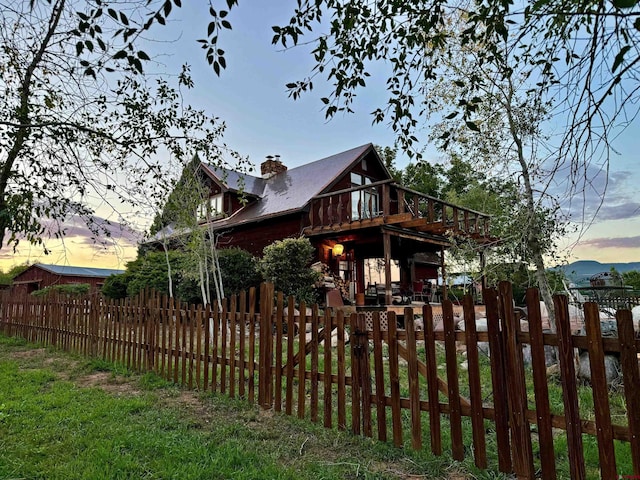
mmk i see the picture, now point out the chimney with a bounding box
[261,154,287,178]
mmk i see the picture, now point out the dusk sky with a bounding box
[2,2,638,270]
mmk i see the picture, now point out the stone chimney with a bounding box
[261,154,287,178]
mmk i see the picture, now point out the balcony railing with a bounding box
[307,181,491,239]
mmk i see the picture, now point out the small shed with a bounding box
[11,263,124,296]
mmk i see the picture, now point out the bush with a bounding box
[107,247,261,304]
[124,250,188,298]
[32,283,90,297]
[101,273,130,299]
[218,247,261,295]
[258,237,321,304]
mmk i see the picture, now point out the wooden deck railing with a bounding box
[307,181,491,239]
[2,284,639,479]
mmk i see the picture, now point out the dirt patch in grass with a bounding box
[74,371,143,396]
[10,348,47,358]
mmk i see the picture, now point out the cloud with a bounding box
[578,235,640,249]
[1,213,143,265]
[42,214,143,246]
[542,161,640,223]
[592,202,640,221]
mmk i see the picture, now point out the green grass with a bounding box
[0,333,490,480]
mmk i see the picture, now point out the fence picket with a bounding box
[371,311,387,442]
[443,300,463,460]
[405,309,421,450]
[297,301,307,419]
[323,308,333,429]
[336,309,346,431]
[499,281,534,478]
[350,312,361,435]
[285,296,295,415]
[554,294,586,480]
[204,303,211,392]
[220,298,228,394]
[525,288,556,480]
[616,309,640,475]
[196,304,203,390]
[584,302,616,479]
[275,292,284,411]
[422,304,441,455]
[238,291,246,398]
[310,305,319,423]
[462,294,487,469]
[485,288,512,473]
[387,311,402,447]
[229,296,237,397]
[247,288,256,402]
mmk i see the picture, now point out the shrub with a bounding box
[218,247,261,295]
[32,283,90,297]
[258,237,321,304]
[125,250,188,298]
[101,273,130,299]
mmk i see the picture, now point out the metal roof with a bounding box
[204,143,375,228]
[34,263,125,278]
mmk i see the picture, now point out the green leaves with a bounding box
[611,0,638,8]
[612,45,632,72]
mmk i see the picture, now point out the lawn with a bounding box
[0,334,495,480]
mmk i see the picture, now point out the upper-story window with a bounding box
[350,173,379,220]
[198,193,224,221]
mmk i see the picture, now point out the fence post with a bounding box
[90,295,99,357]
[350,312,370,435]
[258,282,274,409]
[554,294,586,480]
[498,281,534,479]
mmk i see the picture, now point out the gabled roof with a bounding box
[29,263,125,278]
[202,143,382,227]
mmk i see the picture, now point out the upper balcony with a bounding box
[305,180,492,242]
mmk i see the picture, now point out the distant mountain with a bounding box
[551,260,640,285]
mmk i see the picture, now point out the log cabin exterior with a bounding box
[159,144,494,305]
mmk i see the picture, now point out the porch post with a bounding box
[440,247,448,301]
[355,257,365,297]
[383,232,392,305]
[479,249,487,301]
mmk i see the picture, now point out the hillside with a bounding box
[552,260,640,284]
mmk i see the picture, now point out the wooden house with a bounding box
[158,144,493,305]
[11,263,125,296]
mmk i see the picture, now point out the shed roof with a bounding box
[31,263,125,278]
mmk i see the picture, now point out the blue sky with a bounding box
[1,2,638,269]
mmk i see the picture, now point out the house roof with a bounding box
[203,143,378,228]
[29,263,125,278]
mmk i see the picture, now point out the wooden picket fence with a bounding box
[1,282,639,479]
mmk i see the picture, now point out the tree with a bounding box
[272,4,584,320]
[0,0,247,252]
[622,270,640,290]
[272,1,640,171]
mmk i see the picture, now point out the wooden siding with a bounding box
[218,213,304,256]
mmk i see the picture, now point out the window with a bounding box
[198,194,224,220]
[350,173,379,220]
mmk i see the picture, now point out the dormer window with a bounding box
[198,193,224,221]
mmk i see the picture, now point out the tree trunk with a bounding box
[504,78,556,329]
[0,0,66,248]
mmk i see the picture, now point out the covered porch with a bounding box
[304,180,494,306]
